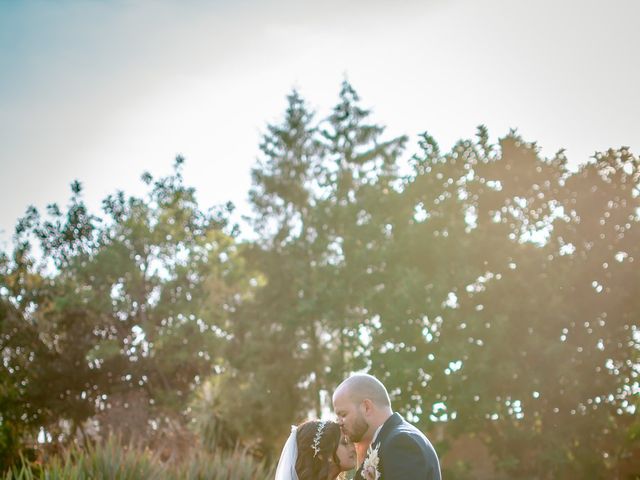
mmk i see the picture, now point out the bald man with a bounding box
[333,374,441,480]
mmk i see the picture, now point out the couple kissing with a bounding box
[275,373,441,480]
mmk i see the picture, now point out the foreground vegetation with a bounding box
[3,437,274,480]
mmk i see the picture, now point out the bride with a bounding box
[275,419,356,480]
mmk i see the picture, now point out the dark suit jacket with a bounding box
[356,413,441,480]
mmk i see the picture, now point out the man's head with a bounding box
[332,374,393,444]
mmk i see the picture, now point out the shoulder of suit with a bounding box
[382,424,428,446]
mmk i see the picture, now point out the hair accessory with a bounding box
[311,421,327,457]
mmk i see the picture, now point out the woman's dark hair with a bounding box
[295,420,342,480]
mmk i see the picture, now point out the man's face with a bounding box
[333,391,369,443]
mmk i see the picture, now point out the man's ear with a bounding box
[362,398,375,416]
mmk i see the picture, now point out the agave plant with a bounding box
[170,447,275,480]
[4,436,274,480]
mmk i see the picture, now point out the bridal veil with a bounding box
[274,425,299,480]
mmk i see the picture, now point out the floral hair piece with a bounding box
[311,421,327,457]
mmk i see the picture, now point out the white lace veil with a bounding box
[275,425,299,480]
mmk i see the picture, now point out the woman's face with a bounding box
[335,434,357,471]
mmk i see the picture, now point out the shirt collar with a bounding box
[371,423,384,444]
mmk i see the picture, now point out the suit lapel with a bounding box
[356,414,403,479]
[371,412,403,478]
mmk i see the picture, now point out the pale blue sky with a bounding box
[1,0,639,246]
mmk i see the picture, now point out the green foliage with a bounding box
[3,437,273,480]
[232,82,409,453]
[1,83,638,478]
[0,159,247,459]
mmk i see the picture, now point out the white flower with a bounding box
[361,444,380,480]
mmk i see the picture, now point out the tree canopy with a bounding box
[1,83,638,478]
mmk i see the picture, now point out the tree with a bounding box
[367,129,639,478]
[227,83,408,454]
[0,159,247,456]
[226,90,323,451]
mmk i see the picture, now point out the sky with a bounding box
[1,0,639,248]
